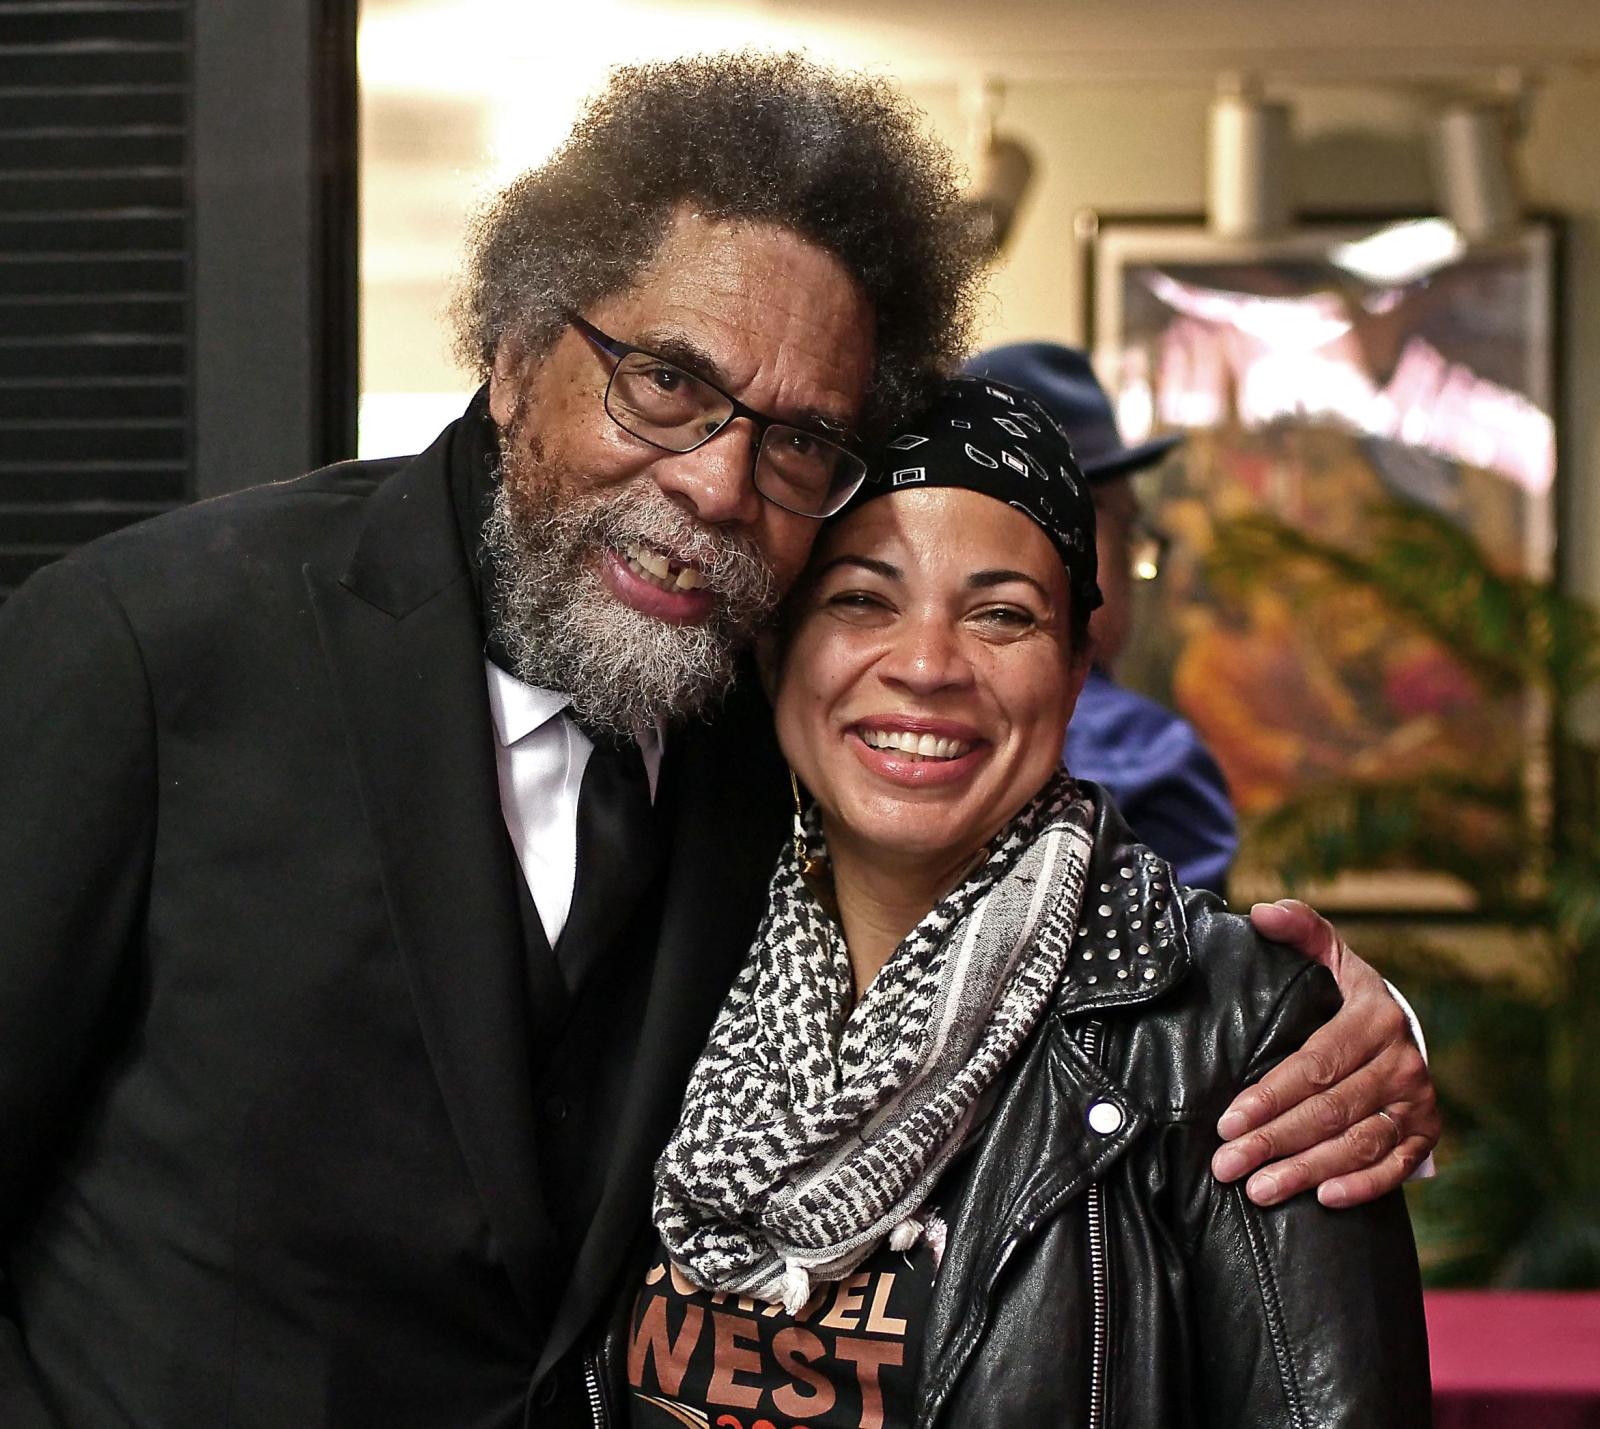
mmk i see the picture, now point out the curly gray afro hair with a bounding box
[452,51,984,437]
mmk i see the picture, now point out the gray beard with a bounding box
[482,443,779,738]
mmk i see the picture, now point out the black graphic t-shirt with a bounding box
[625,1229,941,1429]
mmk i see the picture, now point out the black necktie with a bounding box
[555,731,661,994]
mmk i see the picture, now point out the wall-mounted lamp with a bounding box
[1207,76,1292,240]
[962,77,1036,258]
[1429,100,1521,242]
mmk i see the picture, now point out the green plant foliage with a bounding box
[1209,500,1600,1288]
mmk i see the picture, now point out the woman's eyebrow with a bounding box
[816,555,901,581]
[968,568,1052,600]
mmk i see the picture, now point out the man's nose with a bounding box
[649,419,764,528]
[879,615,974,695]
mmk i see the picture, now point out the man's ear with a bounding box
[487,340,528,428]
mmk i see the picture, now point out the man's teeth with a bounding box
[619,541,705,593]
[860,729,973,761]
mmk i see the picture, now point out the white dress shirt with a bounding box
[485,662,662,946]
[1386,979,1435,1179]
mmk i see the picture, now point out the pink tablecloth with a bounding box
[1427,1290,1600,1429]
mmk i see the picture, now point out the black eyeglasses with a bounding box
[566,311,868,518]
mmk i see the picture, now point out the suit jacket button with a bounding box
[543,1095,570,1123]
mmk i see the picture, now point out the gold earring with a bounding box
[790,770,827,882]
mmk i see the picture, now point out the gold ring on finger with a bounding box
[1375,1108,1401,1150]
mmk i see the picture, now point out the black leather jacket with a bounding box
[597,790,1432,1427]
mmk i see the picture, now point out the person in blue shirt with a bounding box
[965,343,1238,892]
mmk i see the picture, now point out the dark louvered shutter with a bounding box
[0,0,191,600]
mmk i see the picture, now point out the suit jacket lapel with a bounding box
[536,666,789,1374]
[304,425,553,1322]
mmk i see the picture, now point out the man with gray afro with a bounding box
[0,51,982,1428]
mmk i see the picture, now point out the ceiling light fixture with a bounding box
[1207,74,1292,240]
[1430,99,1522,243]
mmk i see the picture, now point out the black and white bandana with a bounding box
[844,375,1102,616]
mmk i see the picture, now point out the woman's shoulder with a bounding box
[1076,874,1340,1120]
[1186,890,1338,1032]
[1064,795,1340,1113]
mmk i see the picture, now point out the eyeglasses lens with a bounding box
[756,427,864,518]
[607,352,731,450]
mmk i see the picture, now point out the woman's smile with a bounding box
[848,717,987,785]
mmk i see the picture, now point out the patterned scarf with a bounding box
[653,770,1094,1310]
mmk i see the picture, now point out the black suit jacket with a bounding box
[0,418,789,1427]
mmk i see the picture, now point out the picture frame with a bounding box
[1082,213,1561,912]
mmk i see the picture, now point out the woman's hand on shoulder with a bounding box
[1208,898,1440,1210]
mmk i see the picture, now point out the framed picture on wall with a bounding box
[1082,214,1560,912]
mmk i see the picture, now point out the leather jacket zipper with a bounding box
[1082,1020,1109,1429]
[920,1015,1124,1427]
[584,1349,609,1428]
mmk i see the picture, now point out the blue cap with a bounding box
[962,342,1181,483]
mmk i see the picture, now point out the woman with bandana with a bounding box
[605,378,1430,1428]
